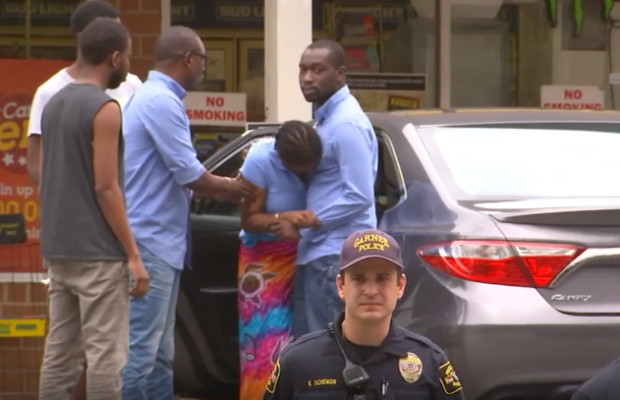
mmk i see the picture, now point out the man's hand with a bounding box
[128,256,149,298]
[269,220,301,241]
[279,210,321,229]
[225,174,257,203]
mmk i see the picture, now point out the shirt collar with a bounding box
[147,70,186,100]
[314,85,350,124]
[322,313,409,363]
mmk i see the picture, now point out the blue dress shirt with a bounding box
[239,138,307,247]
[123,71,205,269]
[297,85,378,265]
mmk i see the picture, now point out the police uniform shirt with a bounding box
[571,358,620,400]
[263,315,465,400]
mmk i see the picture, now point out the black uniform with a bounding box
[263,316,465,400]
[571,358,620,400]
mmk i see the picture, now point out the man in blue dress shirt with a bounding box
[121,26,253,400]
[293,39,379,337]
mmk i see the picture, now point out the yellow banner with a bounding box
[0,319,46,337]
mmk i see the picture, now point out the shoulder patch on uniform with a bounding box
[439,360,463,395]
[266,359,281,393]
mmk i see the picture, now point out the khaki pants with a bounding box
[38,259,129,400]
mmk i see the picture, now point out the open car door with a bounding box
[174,127,279,399]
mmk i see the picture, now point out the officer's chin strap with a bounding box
[327,322,370,389]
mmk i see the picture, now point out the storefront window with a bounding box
[238,40,265,122]
[0,0,76,60]
[450,7,517,107]
[175,0,600,118]
[325,1,431,110]
[0,0,606,113]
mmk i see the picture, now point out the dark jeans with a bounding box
[291,254,344,338]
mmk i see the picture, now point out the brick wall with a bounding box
[0,283,48,400]
[109,0,163,80]
[0,2,163,398]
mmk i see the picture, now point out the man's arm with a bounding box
[140,95,251,202]
[27,136,42,184]
[93,101,148,297]
[26,86,49,184]
[310,122,376,231]
[188,171,241,201]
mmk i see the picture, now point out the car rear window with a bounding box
[419,124,620,198]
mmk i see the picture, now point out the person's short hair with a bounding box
[154,26,201,63]
[70,0,119,37]
[275,120,322,165]
[306,39,346,68]
[78,18,129,66]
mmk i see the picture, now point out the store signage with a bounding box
[540,85,604,110]
[185,92,247,127]
[0,0,407,30]
[347,73,428,111]
[0,58,71,278]
[172,0,324,29]
[0,0,78,25]
[216,3,264,20]
[0,319,46,337]
[171,0,406,30]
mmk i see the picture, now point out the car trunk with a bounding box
[484,199,620,315]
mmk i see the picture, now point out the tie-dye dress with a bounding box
[237,138,306,400]
[238,238,296,400]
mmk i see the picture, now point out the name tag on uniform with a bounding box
[307,378,338,387]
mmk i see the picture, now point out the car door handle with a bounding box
[200,287,238,294]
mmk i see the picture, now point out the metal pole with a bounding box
[25,0,31,58]
[264,0,312,122]
[161,0,171,32]
[434,0,441,107]
[435,0,451,108]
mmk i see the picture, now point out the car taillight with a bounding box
[417,240,585,287]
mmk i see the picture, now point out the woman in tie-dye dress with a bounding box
[237,121,323,400]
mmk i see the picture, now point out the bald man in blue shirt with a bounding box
[121,26,253,400]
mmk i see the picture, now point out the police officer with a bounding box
[263,229,465,400]
[571,358,620,400]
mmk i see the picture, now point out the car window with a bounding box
[419,125,620,198]
[375,131,406,220]
[193,129,406,218]
[191,139,259,216]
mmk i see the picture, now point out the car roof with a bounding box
[367,108,620,129]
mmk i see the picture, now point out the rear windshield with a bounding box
[419,123,620,198]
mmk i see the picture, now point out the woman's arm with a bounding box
[240,176,281,234]
[239,175,319,234]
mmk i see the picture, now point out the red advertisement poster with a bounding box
[0,58,71,276]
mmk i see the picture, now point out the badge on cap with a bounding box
[398,352,423,383]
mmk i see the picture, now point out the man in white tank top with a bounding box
[27,0,142,184]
